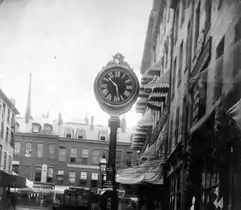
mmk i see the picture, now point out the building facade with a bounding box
[131,0,241,210]
[0,89,19,173]
[13,116,137,192]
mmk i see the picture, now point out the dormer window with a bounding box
[99,130,108,141]
[76,128,86,139]
[65,127,74,138]
[43,123,53,134]
[32,123,41,133]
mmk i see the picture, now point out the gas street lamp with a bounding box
[99,154,107,188]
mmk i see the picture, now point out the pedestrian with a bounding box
[10,193,16,210]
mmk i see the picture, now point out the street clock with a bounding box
[94,53,139,116]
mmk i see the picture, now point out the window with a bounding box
[181,0,185,25]
[174,6,179,44]
[32,123,41,133]
[65,128,73,138]
[77,129,86,139]
[7,108,10,123]
[11,114,14,128]
[59,146,66,161]
[48,144,55,159]
[35,166,42,182]
[201,164,220,208]
[205,0,212,32]
[126,152,132,167]
[5,127,9,143]
[186,20,192,70]
[195,2,201,51]
[80,172,87,186]
[92,150,101,165]
[25,142,32,157]
[10,131,14,148]
[70,148,77,163]
[99,130,108,141]
[37,144,43,158]
[14,142,21,156]
[116,151,122,169]
[168,171,181,210]
[43,124,53,134]
[81,149,89,164]
[47,167,54,183]
[69,172,76,184]
[171,58,177,99]
[91,173,98,188]
[3,152,7,170]
[8,155,12,172]
[0,121,4,138]
[235,20,241,43]
[178,42,183,86]
[0,145,2,167]
[56,170,64,183]
[175,107,180,145]
[169,118,173,153]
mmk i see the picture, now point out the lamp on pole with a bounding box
[99,154,107,188]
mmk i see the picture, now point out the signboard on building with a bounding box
[41,164,47,183]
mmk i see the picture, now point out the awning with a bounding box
[137,110,153,128]
[141,75,159,93]
[116,159,163,185]
[0,170,27,188]
[140,71,154,85]
[54,186,69,194]
[145,59,163,77]
[152,69,170,90]
[138,89,150,98]
[133,131,147,136]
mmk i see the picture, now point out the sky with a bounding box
[0,0,152,127]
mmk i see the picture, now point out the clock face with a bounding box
[97,68,136,106]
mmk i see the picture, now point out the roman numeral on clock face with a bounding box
[106,94,112,101]
[126,85,132,90]
[101,84,107,89]
[113,96,119,103]
[102,88,108,95]
[115,71,121,77]
[123,90,130,97]
[108,72,114,78]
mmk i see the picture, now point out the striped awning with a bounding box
[140,71,154,85]
[141,75,159,93]
[135,97,148,113]
[116,159,163,185]
[152,69,170,91]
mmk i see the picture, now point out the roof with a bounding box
[0,88,19,114]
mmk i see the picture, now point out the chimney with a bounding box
[84,115,89,125]
[57,112,63,125]
[25,73,32,123]
[90,116,94,129]
[120,116,126,132]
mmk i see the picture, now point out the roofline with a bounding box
[15,132,132,146]
[140,8,159,74]
[0,88,20,115]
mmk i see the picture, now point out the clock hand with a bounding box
[108,78,118,87]
[116,86,120,99]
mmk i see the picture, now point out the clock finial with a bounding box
[102,53,132,70]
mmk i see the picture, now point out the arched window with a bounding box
[76,128,86,139]
[98,130,108,141]
[65,127,74,138]
[43,123,53,134]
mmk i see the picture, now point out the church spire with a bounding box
[25,73,32,123]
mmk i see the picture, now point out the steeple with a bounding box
[25,73,32,123]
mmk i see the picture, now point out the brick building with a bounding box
[13,115,136,192]
[129,0,241,209]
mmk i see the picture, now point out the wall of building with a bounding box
[0,89,19,173]
[13,117,137,191]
